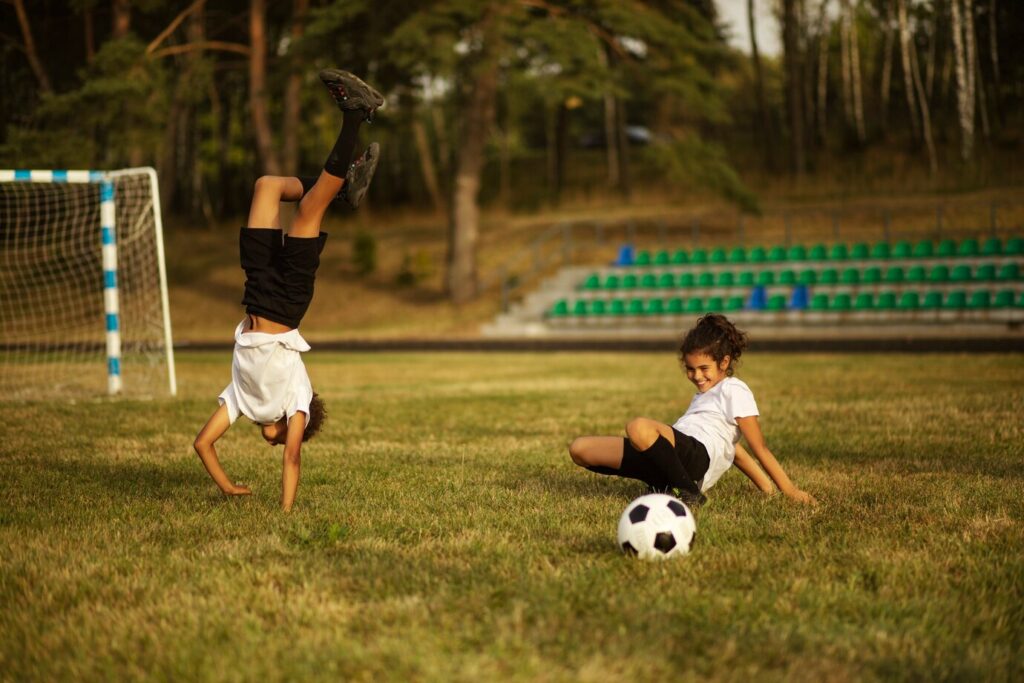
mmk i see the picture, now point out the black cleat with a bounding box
[647,484,707,508]
[319,69,384,121]
[341,142,379,209]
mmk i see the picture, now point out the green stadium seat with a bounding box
[1005,237,1022,255]
[717,271,735,287]
[710,248,727,264]
[698,272,714,287]
[582,274,600,290]
[691,249,708,264]
[788,245,807,261]
[957,238,979,257]
[748,246,767,263]
[590,299,607,315]
[975,264,996,281]
[854,293,874,310]
[609,299,626,316]
[809,244,828,260]
[654,250,671,265]
[707,296,725,312]
[892,241,913,259]
[640,273,658,288]
[685,297,704,313]
[841,268,860,285]
[810,293,829,310]
[994,290,1015,308]
[968,291,991,309]
[603,274,621,289]
[906,266,926,283]
[944,291,967,309]
[778,269,796,285]
[913,240,934,258]
[898,292,920,310]
[829,243,849,260]
[627,298,645,315]
[658,272,676,288]
[982,237,1001,256]
[851,243,870,259]
[871,241,891,259]
[646,298,665,315]
[950,264,972,282]
[877,292,897,309]
[831,293,852,311]
[929,265,950,283]
[997,263,1019,281]
[726,295,745,311]
[885,266,904,283]
[671,250,688,264]
[757,271,775,285]
[635,251,652,266]
[863,266,882,284]
[922,291,943,309]
[738,271,755,286]
[768,246,787,262]
[936,239,957,257]
[728,247,746,263]
[767,294,787,311]
[622,274,638,288]
[1019,292,1024,308]
[820,268,838,284]
[798,269,817,285]
[667,297,684,314]
[572,300,589,316]
[550,300,569,317]
[679,272,696,287]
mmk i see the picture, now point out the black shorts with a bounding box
[670,428,711,486]
[238,227,328,329]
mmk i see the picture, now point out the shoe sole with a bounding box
[343,142,380,209]
[318,69,384,111]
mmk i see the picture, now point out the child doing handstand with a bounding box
[568,313,815,507]
[192,70,383,512]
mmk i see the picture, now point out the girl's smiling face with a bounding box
[683,351,731,393]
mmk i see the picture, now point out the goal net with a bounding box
[0,168,176,399]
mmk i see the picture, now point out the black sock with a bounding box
[324,109,366,178]
[645,435,702,497]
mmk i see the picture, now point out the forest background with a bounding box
[2,0,1021,305]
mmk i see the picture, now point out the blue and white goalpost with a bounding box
[0,167,176,397]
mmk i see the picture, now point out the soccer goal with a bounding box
[0,168,176,398]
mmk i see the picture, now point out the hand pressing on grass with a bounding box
[225,484,252,496]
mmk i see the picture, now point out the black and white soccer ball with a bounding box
[617,493,696,560]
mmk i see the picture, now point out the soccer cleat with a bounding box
[341,142,380,209]
[319,69,384,121]
[647,484,707,508]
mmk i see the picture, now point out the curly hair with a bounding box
[678,313,749,376]
[303,393,327,442]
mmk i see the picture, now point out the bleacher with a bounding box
[534,236,1023,332]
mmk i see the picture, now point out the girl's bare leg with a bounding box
[246,176,304,228]
[289,170,345,238]
[568,436,624,469]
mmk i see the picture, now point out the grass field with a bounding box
[2,351,1023,681]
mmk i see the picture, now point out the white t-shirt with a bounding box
[218,319,313,427]
[672,377,759,492]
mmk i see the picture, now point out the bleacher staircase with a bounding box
[483,236,1024,339]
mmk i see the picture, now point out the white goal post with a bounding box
[0,167,176,398]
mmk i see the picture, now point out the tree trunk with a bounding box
[880,0,895,133]
[783,0,805,174]
[750,0,776,165]
[112,0,131,38]
[249,0,281,176]
[897,0,920,140]
[553,100,570,203]
[282,0,308,177]
[950,0,974,161]
[411,114,444,211]
[909,37,938,175]
[848,1,866,143]
[615,96,631,197]
[840,0,853,128]
[964,0,988,141]
[815,0,829,144]
[13,0,52,94]
[84,5,95,63]
[447,57,498,303]
[988,0,1001,123]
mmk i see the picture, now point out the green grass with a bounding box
[2,352,1023,681]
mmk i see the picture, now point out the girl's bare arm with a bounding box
[733,443,774,493]
[193,404,251,496]
[736,416,815,504]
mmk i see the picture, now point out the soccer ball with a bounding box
[617,493,696,560]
